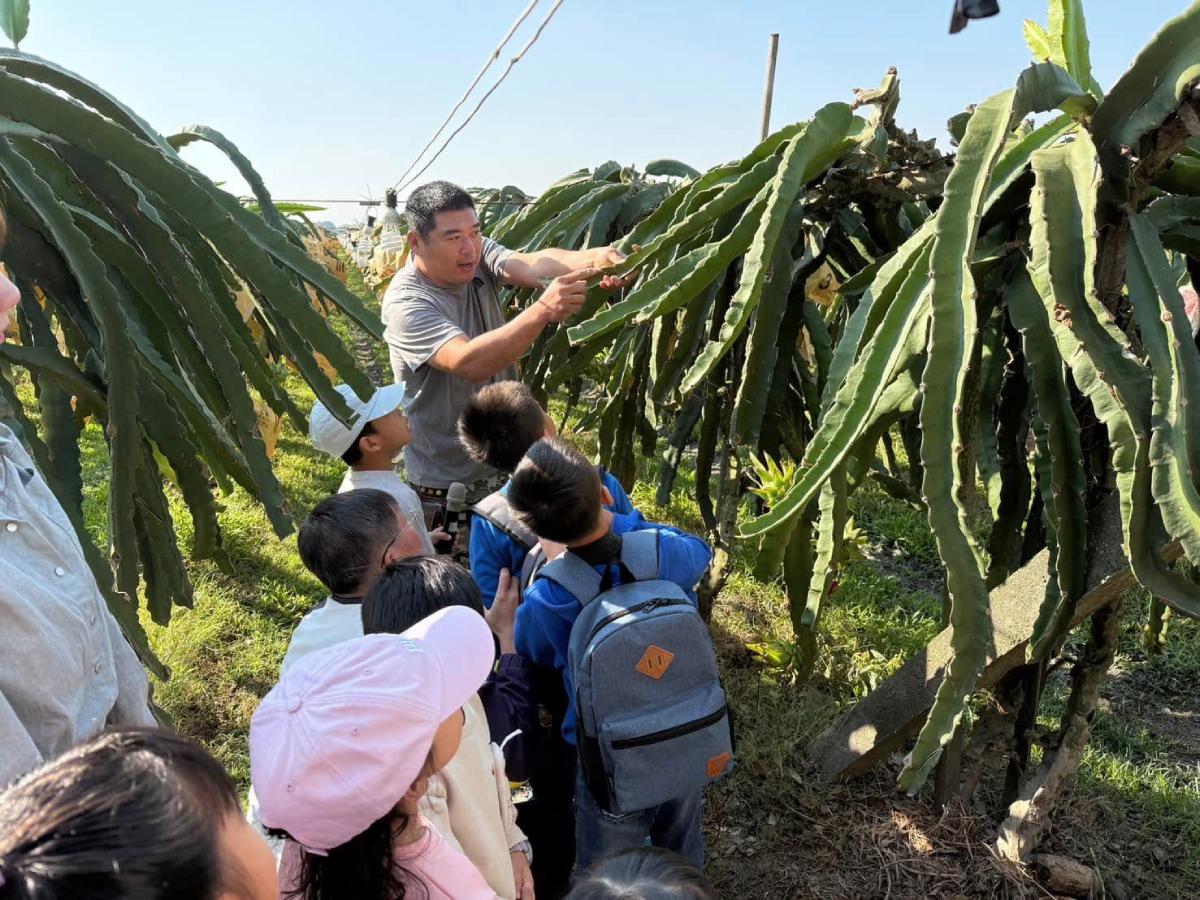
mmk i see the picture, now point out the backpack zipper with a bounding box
[610,705,728,750]
[586,597,689,644]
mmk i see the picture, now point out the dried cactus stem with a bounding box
[932,726,965,809]
[1141,594,1170,654]
[1001,659,1048,808]
[994,595,1123,863]
[698,415,743,624]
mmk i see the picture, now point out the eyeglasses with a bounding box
[377,507,424,571]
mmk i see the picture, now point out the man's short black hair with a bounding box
[507,438,603,544]
[406,181,476,238]
[362,556,485,636]
[340,420,375,467]
[297,489,399,595]
[458,381,547,474]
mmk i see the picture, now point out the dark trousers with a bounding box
[574,772,704,872]
[516,663,578,900]
[411,476,504,563]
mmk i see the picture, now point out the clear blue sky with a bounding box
[20,0,1192,225]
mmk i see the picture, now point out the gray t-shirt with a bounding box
[381,238,518,489]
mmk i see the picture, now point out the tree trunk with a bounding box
[1142,594,1169,655]
[698,434,741,623]
[994,595,1123,863]
[1001,659,1046,808]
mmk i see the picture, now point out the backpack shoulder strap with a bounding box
[518,542,547,589]
[619,530,660,582]
[536,552,604,605]
[471,491,536,551]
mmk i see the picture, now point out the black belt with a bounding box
[410,475,504,501]
[411,483,451,500]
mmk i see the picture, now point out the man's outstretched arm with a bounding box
[502,246,631,290]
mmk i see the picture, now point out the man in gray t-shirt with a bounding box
[381,181,630,511]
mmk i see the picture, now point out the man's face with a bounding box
[390,505,427,560]
[0,267,20,343]
[359,506,426,596]
[408,207,483,287]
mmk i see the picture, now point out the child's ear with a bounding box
[402,774,429,804]
[600,484,614,507]
[360,431,383,453]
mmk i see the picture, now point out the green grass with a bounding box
[59,369,343,788]
[1030,598,1200,894]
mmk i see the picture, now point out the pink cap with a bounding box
[249,606,495,852]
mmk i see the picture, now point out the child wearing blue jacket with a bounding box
[507,438,712,873]
[457,381,633,605]
[458,382,635,899]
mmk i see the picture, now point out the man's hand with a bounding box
[511,850,535,900]
[485,567,520,654]
[535,269,593,323]
[427,527,450,546]
[592,245,638,290]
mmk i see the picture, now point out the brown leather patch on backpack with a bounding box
[635,645,675,680]
[707,752,731,779]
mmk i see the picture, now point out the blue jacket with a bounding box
[471,469,634,607]
[514,510,712,744]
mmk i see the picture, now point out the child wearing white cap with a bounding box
[250,606,500,900]
[309,382,443,555]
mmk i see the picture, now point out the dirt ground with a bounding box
[701,627,1200,899]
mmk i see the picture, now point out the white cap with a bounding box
[308,383,409,458]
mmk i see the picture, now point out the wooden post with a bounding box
[760,33,780,141]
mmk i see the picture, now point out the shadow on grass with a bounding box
[1033,660,1200,896]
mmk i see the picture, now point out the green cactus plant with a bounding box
[490,1,1200,807]
[0,51,378,673]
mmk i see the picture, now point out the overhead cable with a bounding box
[390,0,541,191]
[395,0,566,194]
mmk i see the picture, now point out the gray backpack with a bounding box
[471,491,546,588]
[536,530,734,815]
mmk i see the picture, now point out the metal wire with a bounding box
[389,0,541,192]
[263,197,532,206]
[395,0,566,195]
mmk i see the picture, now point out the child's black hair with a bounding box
[291,806,423,900]
[0,727,249,900]
[457,381,547,474]
[340,420,376,466]
[506,438,602,544]
[297,488,399,596]
[566,847,716,899]
[362,555,484,636]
